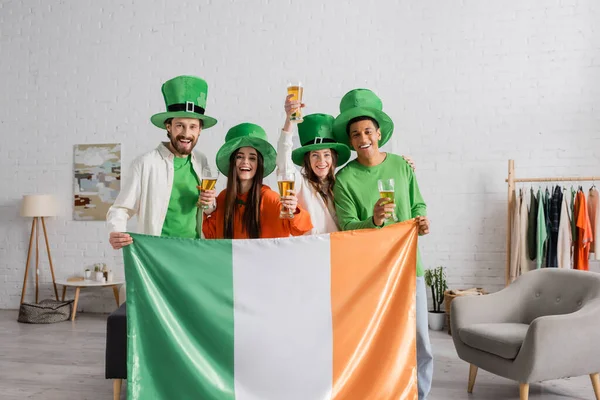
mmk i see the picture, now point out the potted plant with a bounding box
[94,264,103,282]
[424,266,448,331]
[84,268,91,280]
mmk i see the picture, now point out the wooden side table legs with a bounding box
[71,287,81,321]
[112,286,120,307]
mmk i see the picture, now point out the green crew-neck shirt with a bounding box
[161,155,200,238]
[334,153,427,276]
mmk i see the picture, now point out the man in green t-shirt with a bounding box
[107,76,218,249]
[333,89,432,400]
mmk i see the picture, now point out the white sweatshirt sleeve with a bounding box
[276,129,297,175]
[106,159,142,233]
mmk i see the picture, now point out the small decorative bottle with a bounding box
[107,270,114,283]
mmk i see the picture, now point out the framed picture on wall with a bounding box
[73,143,121,221]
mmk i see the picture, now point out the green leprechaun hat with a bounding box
[291,114,351,166]
[332,89,394,149]
[150,75,218,129]
[216,123,277,177]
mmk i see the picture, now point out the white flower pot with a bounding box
[95,271,103,282]
[428,311,445,331]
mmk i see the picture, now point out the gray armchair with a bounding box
[451,268,600,400]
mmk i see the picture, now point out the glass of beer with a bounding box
[287,81,304,122]
[278,170,296,219]
[377,178,397,222]
[197,165,219,209]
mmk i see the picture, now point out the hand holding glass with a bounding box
[278,171,296,219]
[287,81,304,122]
[378,178,397,222]
[197,166,219,209]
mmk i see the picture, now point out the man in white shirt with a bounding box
[107,75,218,249]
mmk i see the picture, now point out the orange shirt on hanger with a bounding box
[574,190,593,270]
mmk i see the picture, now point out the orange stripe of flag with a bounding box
[330,220,419,400]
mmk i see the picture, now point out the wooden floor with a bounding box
[0,309,595,399]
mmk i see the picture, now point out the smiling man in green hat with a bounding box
[107,75,219,249]
[332,88,433,399]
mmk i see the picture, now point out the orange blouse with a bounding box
[203,185,313,239]
[574,190,593,270]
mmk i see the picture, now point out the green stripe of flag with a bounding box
[124,234,235,400]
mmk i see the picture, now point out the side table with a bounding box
[56,278,125,321]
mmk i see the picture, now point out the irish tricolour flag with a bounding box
[124,221,418,400]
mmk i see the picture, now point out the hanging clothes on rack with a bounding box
[588,186,600,261]
[574,188,593,271]
[571,186,577,246]
[557,189,572,268]
[536,188,548,270]
[543,187,553,267]
[505,160,600,285]
[546,185,562,268]
[527,188,538,261]
[509,190,521,282]
[518,188,529,272]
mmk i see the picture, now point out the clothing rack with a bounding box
[505,159,600,286]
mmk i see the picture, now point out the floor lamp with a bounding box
[20,194,59,304]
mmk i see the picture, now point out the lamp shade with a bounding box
[20,194,58,217]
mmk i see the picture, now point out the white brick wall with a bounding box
[1,0,599,311]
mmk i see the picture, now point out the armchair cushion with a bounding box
[459,323,529,360]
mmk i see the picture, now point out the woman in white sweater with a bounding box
[276,97,414,235]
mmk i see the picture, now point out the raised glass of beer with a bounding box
[378,178,397,222]
[197,165,219,209]
[287,81,304,122]
[278,170,296,219]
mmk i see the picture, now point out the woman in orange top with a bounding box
[203,122,312,239]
